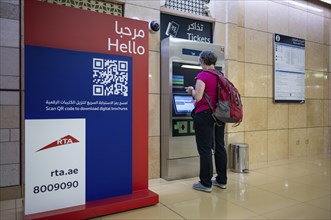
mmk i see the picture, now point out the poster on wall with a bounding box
[274,33,305,103]
[24,0,157,217]
[160,13,213,43]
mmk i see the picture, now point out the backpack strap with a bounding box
[203,69,222,111]
[204,69,224,77]
[203,92,214,111]
[204,69,229,126]
[203,69,221,123]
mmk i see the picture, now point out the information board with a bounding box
[274,33,305,103]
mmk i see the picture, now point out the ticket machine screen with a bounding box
[173,94,195,114]
[172,62,200,94]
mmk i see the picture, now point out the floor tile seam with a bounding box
[218,184,258,193]
[258,200,331,219]
[296,172,331,178]
[0,209,20,220]
[171,186,272,215]
[299,181,331,192]
[207,187,252,197]
[0,207,16,213]
[251,185,306,201]
[254,184,314,203]
[283,161,331,167]
[0,200,16,211]
[285,160,331,167]
[302,199,331,212]
[157,193,204,206]
[159,187,226,202]
[245,200,305,217]
[285,169,331,177]
[285,175,331,190]
[252,187,303,205]
[255,156,331,168]
[235,178,290,187]
[262,158,312,166]
[158,189,227,206]
[250,162,295,171]
[269,192,331,205]
[226,171,286,183]
[149,180,196,192]
[0,198,23,211]
[282,163,330,172]
[226,176,286,188]
[215,194,298,217]
[149,179,190,187]
[256,186,331,198]
[249,168,301,177]
[15,208,23,220]
[255,177,323,190]
[0,208,17,216]
[252,170,319,182]
[303,156,331,162]
[169,179,200,186]
[252,164,312,175]
[179,180,201,187]
[161,195,262,220]
[15,198,23,209]
[302,193,331,209]
[160,202,187,220]
[226,174,248,181]
[212,195,263,218]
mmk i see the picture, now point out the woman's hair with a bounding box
[199,50,217,66]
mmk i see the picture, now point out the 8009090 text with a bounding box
[33,181,79,194]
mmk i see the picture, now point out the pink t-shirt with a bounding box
[194,71,218,113]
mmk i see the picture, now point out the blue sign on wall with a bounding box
[25,45,133,202]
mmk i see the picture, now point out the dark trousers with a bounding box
[193,109,227,187]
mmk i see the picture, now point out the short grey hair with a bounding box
[199,51,217,66]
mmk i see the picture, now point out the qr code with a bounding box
[92,58,129,96]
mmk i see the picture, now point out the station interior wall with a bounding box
[0,0,330,200]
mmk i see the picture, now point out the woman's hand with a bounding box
[185,79,205,102]
[185,86,194,95]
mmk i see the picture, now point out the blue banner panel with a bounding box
[25,45,132,202]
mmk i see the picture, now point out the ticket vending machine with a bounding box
[161,37,224,180]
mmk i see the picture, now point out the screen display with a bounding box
[173,94,195,114]
[172,61,222,94]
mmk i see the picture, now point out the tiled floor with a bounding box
[1,154,330,220]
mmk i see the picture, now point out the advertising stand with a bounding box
[24,1,158,219]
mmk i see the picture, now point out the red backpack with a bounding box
[204,69,243,126]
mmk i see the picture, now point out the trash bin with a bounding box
[230,143,249,173]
